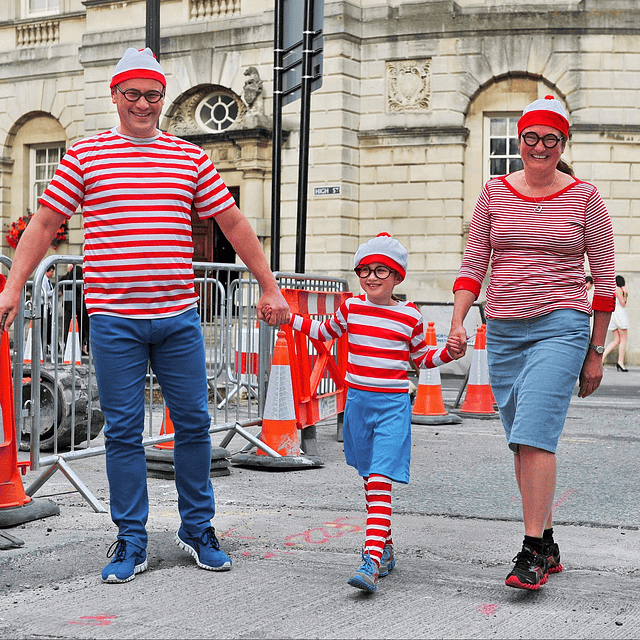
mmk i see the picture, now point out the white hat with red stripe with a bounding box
[518,95,569,138]
[354,232,408,281]
[110,47,166,89]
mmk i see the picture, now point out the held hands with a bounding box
[446,328,468,360]
[256,290,290,327]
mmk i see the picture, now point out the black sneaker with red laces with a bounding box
[505,544,549,590]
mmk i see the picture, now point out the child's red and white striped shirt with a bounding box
[290,295,452,393]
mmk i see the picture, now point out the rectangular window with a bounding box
[30,145,64,211]
[24,0,59,17]
[485,115,523,181]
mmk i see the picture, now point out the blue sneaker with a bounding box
[347,550,379,592]
[175,526,232,571]
[101,539,147,584]
[378,543,396,577]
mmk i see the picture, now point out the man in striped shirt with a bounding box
[0,47,289,583]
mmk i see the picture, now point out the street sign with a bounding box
[313,185,341,196]
[282,0,324,107]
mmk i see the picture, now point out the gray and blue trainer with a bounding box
[378,543,396,577]
[347,550,379,592]
[101,539,148,584]
[175,525,232,571]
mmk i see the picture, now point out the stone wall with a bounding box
[0,0,638,360]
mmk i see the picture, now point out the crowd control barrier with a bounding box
[1,253,348,510]
[230,288,351,469]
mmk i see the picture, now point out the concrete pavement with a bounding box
[1,366,639,639]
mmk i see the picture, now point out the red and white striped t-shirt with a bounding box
[39,128,235,318]
[453,176,616,318]
[290,295,453,393]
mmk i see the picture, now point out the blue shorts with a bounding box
[342,388,412,484]
[486,309,590,454]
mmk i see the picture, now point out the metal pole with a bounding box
[146,0,161,59]
[270,0,284,272]
[295,0,315,274]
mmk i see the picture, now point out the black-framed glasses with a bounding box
[355,265,393,279]
[521,132,564,149]
[115,85,165,104]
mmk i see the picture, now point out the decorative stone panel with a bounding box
[386,59,432,113]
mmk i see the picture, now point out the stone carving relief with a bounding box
[386,59,432,113]
[242,66,263,112]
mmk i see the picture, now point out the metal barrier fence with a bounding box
[1,253,348,511]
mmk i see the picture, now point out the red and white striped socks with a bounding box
[363,474,393,565]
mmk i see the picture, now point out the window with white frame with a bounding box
[24,0,59,18]
[30,145,64,211]
[485,115,523,180]
[195,91,241,133]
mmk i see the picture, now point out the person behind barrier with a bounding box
[277,233,464,593]
[40,265,55,357]
[448,95,615,591]
[603,275,630,371]
[0,47,289,584]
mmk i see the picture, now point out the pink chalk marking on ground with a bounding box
[551,489,575,515]
[68,615,117,626]
[477,604,499,616]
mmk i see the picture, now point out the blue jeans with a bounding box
[90,309,214,549]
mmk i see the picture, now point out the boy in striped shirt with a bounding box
[284,233,464,592]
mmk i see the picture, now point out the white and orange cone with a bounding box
[23,321,42,364]
[154,406,175,451]
[257,330,300,457]
[412,322,462,425]
[458,324,499,418]
[63,319,82,365]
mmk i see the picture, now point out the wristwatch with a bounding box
[589,342,605,355]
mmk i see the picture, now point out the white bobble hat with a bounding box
[354,233,408,281]
[518,95,569,138]
[111,47,166,89]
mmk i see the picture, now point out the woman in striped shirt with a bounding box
[448,96,615,591]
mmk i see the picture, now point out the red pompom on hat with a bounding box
[354,232,408,281]
[517,95,569,138]
[110,47,166,89]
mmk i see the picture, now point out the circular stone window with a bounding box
[195,91,240,133]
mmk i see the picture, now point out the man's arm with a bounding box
[214,205,289,326]
[0,205,66,333]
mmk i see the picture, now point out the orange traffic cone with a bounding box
[154,406,175,451]
[63,318,82,365]
[458,324,499,418]
[412,322,462,425]
[0,274,59,527]
[257,331,299,457]
[23,321,42,364]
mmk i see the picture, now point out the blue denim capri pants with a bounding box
[343,388,412,484]
[485,309,590,454]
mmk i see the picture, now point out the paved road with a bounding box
[0,366,639,639]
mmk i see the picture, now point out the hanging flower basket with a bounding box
[5,211,68,250]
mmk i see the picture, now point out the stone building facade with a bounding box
[0,0,638,359]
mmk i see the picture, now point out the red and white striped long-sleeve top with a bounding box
[290,295,453,393]
[39,128,235,318]
[453,176,616,318]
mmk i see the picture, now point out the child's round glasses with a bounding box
[521,132,564,149]
[355,265,393,279]
[115,85,165,104]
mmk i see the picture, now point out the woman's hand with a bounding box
[578,350,604,398]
